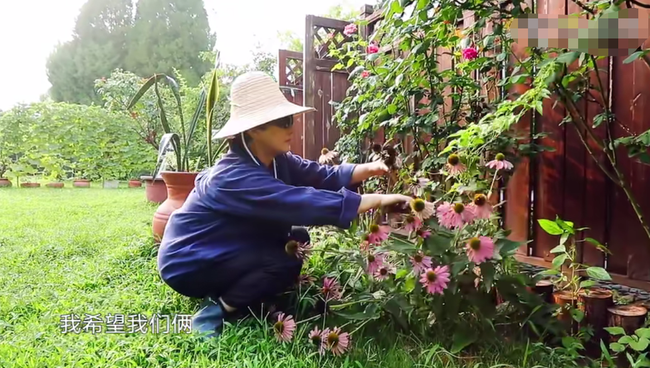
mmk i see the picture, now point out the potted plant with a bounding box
[128,57,226,243]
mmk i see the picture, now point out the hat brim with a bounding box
[213,101,316,140]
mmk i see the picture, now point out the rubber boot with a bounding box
[191,297,225,339]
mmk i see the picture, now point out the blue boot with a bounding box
[191,297,225,338]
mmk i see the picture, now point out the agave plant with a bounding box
[127,52,227,177]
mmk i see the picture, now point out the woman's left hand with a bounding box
[367,161,389,177]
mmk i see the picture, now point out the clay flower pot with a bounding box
[579,288,613,342]
[46,182,64,188]
[142,175,168,204]
[0,178,12,187]
[73,179,91,188]
[152,171,198,243]
[607,304,648,341]
[21,182,41,188]
[553,290,579,331]
[128,179,142,188]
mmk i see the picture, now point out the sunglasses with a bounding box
[267,115,294,129]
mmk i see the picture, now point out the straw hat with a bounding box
[213,71,315,139]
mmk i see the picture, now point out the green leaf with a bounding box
[555,52,581,66]
[620,336,636,345]
[623,50,646,64]
[560,233,569,245]
[334,304,380,321]
[479,262,496,290]
[586,266,612,281]
[550,244,566,254]
[538,219,564,235]
[610,342,626,353]
[395,73,404,87]
[451,325,478,353]
[629,337,650,352]
[496,238,522,256]
[404,276,416,293]
[424,234,453,255]
[552,253,568,269]
[636,328,650,339]
[395,268,409,280]
[367,53,380,62]
[387,104,397,114]
[579,280,597,289]
[571,308,585,323]
[584,237,611,254]
[390,0,404,14]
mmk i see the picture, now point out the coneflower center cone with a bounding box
[321,148,329,155]
[473,194,487,206]
[274,321,284,333]
[469,237,481,250]
[368,254,375,263]
[426,271,437,282]
[495,153,505,161]
[414,254,423,263]
[447,154,460,166]
[369,224,380,233]
[411,199,425,212]
[285,240,298,255]
[328,332,339,345]
[380,268,388,276]
[453,203,465,214]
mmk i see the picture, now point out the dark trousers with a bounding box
[169,227,309,312]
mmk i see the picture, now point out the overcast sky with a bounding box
[0,0,371,111]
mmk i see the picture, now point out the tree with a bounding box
[125,0,216,86]
[46,0,133,105]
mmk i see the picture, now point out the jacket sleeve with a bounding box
[201,168,362,228]
[285,152,359,192]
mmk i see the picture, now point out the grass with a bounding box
[0,187,570,367]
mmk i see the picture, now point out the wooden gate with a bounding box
[278,49,305,157]
[302,15,353,161]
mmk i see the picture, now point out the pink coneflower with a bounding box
[466,236,495,264]
[273,313,296,342]
[469,193,493,219]
[285,240,312,260]
[403,214,422,232]
[486,153,514,171]
[373,263,396,281]
[367,43,379,54]
[298,273,316,286]
[308,326,326,355]
[417,228,432,238]
[446,154,466,176]
[366,252,384,275]
[436,201,477,229]
[361,70,370,78]
[410,251,432,275]
[321,277,342,301]
[323,327,351,356]
[368,224,390,244]
[462,46,479,60]
[343,23,357,36]
[419,265,451,295]
[410,198,435,221]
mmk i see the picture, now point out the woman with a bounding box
[157,71,412,338]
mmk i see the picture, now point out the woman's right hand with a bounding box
[357,193,413,214]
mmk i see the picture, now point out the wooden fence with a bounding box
[279,2,650,291]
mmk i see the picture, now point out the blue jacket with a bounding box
[157,146,362,283]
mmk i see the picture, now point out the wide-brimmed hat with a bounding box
[213,71,315,139]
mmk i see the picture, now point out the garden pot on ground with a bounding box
[46,182,64,188]
[20,182,40,188]
[103,180,120,189]
[128,179,142,188]
[607,304,648,340]
[0,178,11,187]
[152,171,198,243]
[142,175,167,203]
[73,179,91,188]
[553,290,579,332]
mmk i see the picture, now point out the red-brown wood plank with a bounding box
[532,0,566,261]
[610,26,650,279]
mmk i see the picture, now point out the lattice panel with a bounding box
[285,57,303,86]
[313,26,351,59]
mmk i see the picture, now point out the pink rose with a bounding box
[462,47,478,60]
[343,23,357,36]
[361,70,370,78]
[367,44,379,54]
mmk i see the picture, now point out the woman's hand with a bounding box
[351,161,390,184]
[357,193,412,214]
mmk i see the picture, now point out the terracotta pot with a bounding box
[46,182,64,188]
[607,304,648,342]
[21,182,41,188]
[128,179,142,188]
[152,171,198,243]
[73,179,91,188]
[579,288,613,342]
[142,176,168,203]
[531,279,555,304]
[553,290,579,332]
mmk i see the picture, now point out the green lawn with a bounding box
[0,188,569,367]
